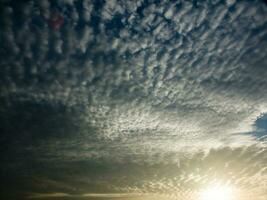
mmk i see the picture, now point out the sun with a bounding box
[199,184,235,200]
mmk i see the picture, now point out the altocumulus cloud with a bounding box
[0,0,267,200]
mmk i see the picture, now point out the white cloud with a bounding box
[1,0,267,150]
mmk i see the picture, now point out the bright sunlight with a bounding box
[199,184,235,200]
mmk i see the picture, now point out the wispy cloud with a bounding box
[29,193,70,199]
[29,192,161,199]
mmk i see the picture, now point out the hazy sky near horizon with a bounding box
[0,0,267,200]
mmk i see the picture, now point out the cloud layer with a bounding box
[0,0,267,199]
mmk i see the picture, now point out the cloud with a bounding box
[29,192,166,200]
[1,0,267,162]
[0,0,267,199]
[17,147,267,200]
[29,193,70,199]
[29,192,148,199]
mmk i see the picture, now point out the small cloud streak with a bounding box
[29,192,162,199]
[29,193,70,198]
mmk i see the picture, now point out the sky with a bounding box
[0,0,267,200]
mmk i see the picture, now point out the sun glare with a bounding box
[199,184,235,200]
